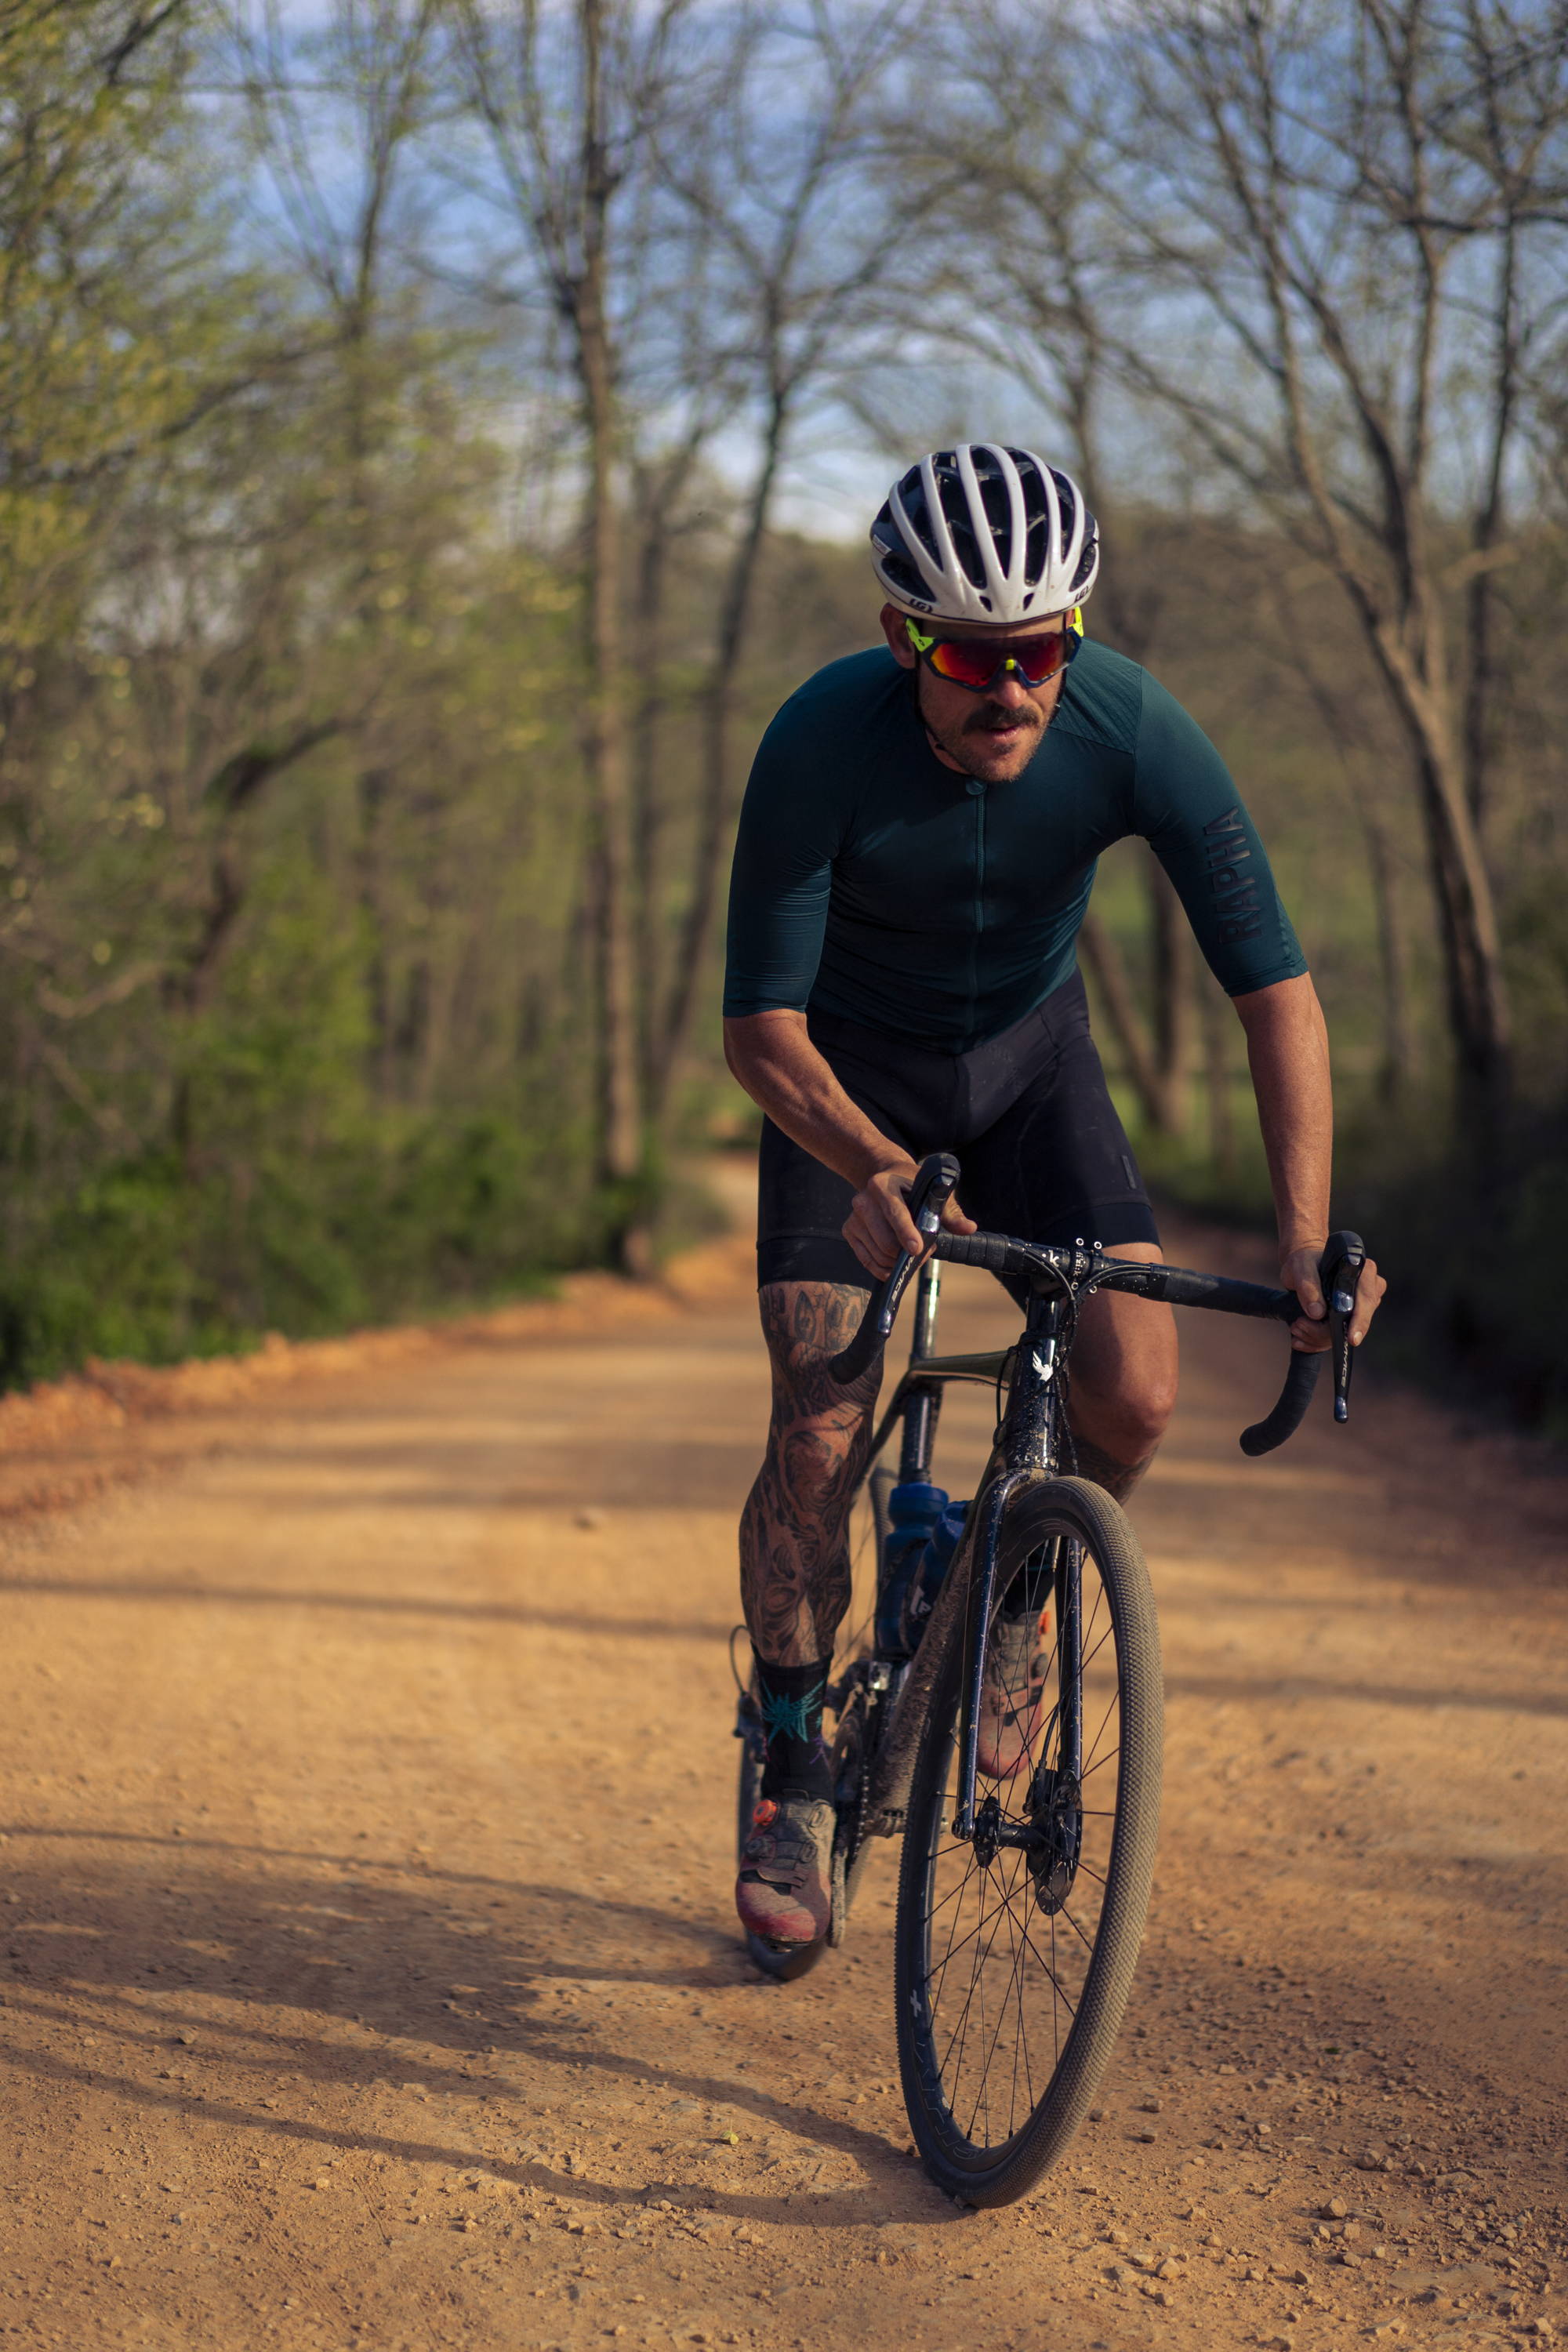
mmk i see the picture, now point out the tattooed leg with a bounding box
[740,1281,883,1669]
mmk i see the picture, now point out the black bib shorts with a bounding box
[755,969,1159,1294]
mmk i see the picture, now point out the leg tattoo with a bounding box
[740,1283,880,1668]
[1071,1431,1156,1505]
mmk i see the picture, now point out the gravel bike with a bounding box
[735,1152,1367,2207]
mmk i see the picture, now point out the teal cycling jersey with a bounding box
[723,638,1305,1051]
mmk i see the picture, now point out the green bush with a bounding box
[1361,1110,1568,1440]
[0,1115,610,1389]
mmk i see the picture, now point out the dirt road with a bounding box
[2,1204,1566,2352]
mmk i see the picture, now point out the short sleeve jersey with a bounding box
[723,638,1305,1051]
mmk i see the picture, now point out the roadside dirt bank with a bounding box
[0,1230,753,1523]
[1,1199,1565,2352]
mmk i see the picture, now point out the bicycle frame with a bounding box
[860,1258,1078,1847]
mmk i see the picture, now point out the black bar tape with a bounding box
[1240,1350,1322,1455]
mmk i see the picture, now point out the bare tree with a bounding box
[1255,563,1423,1100]
[1451,0,1568,837]
[450,0,692,1256]
[1088,0,1568,1129]
[644,0,937,1134]
[226,0,445,1100]
[617,207,746,1089]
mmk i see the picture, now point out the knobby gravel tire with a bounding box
[894,1476,1163,2205]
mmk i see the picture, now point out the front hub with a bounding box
[1025,1767,1083,1915]
[971,1792,1003,1870]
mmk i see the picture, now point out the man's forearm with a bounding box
[1234,973,1333,1258]
[723,1011,910,1188]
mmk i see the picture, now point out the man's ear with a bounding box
[880,604,918,667]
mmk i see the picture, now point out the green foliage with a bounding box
[0,1,252,662]
[0,0,622,1390]
[0,1116,606,1388]
[1357,1108,1568,1441]
[0,793,608,1384]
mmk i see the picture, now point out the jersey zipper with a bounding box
[968,781,986,1047]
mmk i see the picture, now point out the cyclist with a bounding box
[722,445,1385,1952]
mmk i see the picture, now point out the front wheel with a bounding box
[894,1477,1163,2205]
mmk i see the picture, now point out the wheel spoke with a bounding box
[929,1856,985,2002]
[973,1863,1034,2145]
[1014,1907,1083,2017]
[1050,1909,1062,2067]
[1082,1617,1116,1677]
[958,1855,1031,2145]
[949,1856,1027,2096]
[1055,1897,1098,1957]
[926,1877,1022,1999]
[1083,1682,1120,1773]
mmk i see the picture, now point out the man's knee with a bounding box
[1128,1356,1179,1446]
[1072,1339,1178,1461]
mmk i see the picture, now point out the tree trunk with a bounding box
[1363,815,1415,1103]
[630,514,669,1094]
[1463,216,1519,836]
[1358,615,1512,1131]
[1407,724,1512,1130]
[575,0,644,1255]
[648,391,788,1133]
[358,766,396,1101]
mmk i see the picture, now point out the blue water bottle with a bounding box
[876,1482,949,1657]
[899,1497,971,1650]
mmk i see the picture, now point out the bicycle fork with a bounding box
[952,1287,1073,1842]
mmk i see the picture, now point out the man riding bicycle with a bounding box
[721,445,1385,1957]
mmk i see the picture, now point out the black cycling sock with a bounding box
[753,1653,834,1801]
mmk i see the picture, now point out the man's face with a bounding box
[880,603,1071,784]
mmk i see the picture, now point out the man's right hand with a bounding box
[841,1160,977,1279]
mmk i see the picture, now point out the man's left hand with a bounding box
[1280,1243,1386,1353]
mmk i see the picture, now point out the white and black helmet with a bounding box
[869,444,1099,624]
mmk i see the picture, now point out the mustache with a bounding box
[964,702,1042,733]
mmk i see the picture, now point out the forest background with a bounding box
[2,0,1565,1428]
